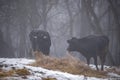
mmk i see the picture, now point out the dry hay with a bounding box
[30,51,107,78]
[0,68,30,78]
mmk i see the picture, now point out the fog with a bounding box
[0,0,120,66]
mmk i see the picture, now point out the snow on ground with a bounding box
[0,58,118,80]
[89,64,111,70]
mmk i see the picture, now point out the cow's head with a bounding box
[29,30,38,41]
[29,30,39,51]
[67,37,79,52]
[29,30,51,55]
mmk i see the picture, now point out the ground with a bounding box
[0,58,120,80]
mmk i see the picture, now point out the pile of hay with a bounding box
[30,51,107,78]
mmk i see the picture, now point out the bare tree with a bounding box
[38,0,57,31]
[107,0,120,66]
[64,0,74,37]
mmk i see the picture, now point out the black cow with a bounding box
[29,30,51,55]
[67,35,109,70]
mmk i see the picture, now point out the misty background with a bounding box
[0,0,120,66]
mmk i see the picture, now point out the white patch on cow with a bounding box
[43,36,47,39]
[34,36,37,39]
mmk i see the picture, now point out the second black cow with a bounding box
[29,30,51,55]
[67,35,109,70]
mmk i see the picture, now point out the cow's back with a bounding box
[77,35,109,57]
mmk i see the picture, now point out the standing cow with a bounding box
[67,35,109,70]
[29,30,51,56]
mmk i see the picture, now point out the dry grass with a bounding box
[15,68,30,76]
[0,68,30,78]
[0,70,14,78]
[30,51,107,78]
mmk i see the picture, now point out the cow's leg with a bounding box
[42,47,50,56]
[100,48,108,71]
[86,58,90,66]
[44,49,49,56]
[94,56,99,70]
[100,55,105,71]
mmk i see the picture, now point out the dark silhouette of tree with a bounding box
[107,0,120,66]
